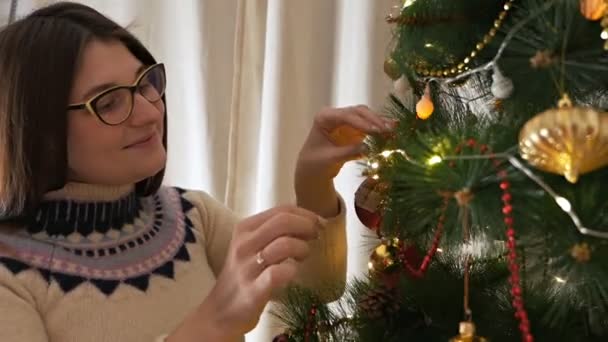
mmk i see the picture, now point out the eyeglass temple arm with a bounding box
[67,103,87,110]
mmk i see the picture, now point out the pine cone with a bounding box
[357,285,401,320]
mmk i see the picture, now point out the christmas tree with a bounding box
[273,0,608,341]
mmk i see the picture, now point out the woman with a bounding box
[0,2,395,341]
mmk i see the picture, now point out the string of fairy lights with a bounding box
[368,147,608,240]
[371,0,608,240]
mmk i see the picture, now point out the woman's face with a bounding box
[67,39,166,186]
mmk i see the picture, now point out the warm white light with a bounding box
[403,0,417,8]
[554,276,567,284]
[372,174,380,180]
[368,261,374,270]
[436,248,444,253]
[601,30,608,40]
[380,150,393,158]
[428,155,443,166]
[555,196,572,213]
[371,162,380,169]
[425,43,434,48]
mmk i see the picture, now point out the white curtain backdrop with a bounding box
[7,0,395,340]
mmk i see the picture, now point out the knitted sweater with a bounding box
[0,183,347,342]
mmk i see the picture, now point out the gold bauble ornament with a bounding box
[368,238,402,274]
[384,57,402,80]
[571,242,592,263]
[519,95,608,183]
[449,321,488,342]
[580,0,608,21]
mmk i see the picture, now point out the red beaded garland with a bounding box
[304,304,318,342]
[401,198,449,278]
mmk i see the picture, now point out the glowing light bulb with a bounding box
[416,84,434,120]
[555,196,572,213]
[380,150,393,158]
[428,155,443,166]
[554,276,567,284]
[403,0,417,8]
[371,162,380,169]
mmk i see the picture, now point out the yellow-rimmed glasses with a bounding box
[67,63,166,126]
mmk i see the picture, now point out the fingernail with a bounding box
[317,216,329,227]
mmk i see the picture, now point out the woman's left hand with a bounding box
[294,105,396,217]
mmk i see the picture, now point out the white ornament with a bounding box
[491,66,514,99]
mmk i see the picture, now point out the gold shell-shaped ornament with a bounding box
[519,100,608,183]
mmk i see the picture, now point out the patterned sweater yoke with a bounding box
[0,183,347,342]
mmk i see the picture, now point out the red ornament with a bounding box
[398,243,424,278]
[273,334,290,342]
[355,178,388,231]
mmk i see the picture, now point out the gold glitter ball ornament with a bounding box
[368,238,402,274]
[384,57,402,80]
[571,242,592,263]
[519,95,608,183]
[449,321,488,342]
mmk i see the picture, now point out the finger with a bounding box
[327,143,368,162]
[319,106,379,134]
[261,237,311,264]
[253,259,299,303]
[243,237,311,280]
[353,105,391,132]
[355,105,396,131]
[248,212,321,252]
[238,205,322,234]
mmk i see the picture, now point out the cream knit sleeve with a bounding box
[182,191,240,277]
[182,190,347,301]
[0,272,48,342]
[291,196,347,302]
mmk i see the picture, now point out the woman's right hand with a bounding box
[168,205,324,341]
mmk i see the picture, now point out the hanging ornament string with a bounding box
[8,0,19,24]
[455,188,475,322]
[451,140,533,341]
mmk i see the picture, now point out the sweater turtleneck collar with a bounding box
[29,182,142,237]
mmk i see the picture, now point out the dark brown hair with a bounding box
[0,2,166,219]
